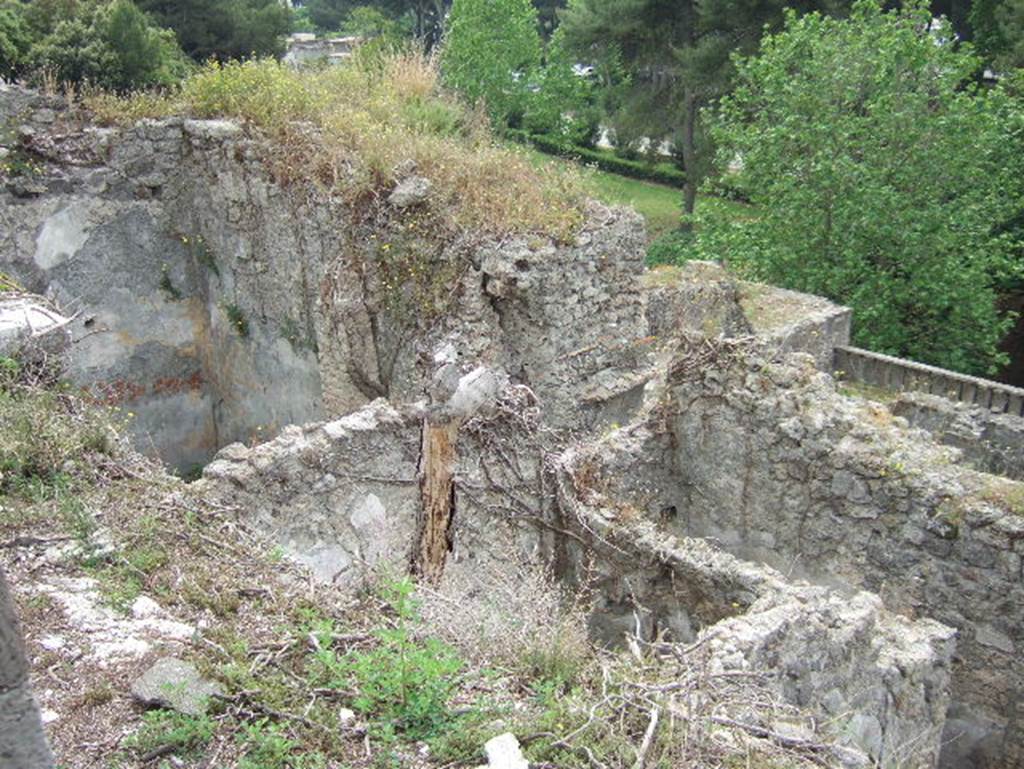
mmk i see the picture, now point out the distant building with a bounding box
[283,35,363,67]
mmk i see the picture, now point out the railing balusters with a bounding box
[834,345,1024,414]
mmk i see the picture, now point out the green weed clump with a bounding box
[0,361,119,500]
[123,711,216,757]
[222,303,250,337]
[313,577,463,741]
[86,53,586,239]
[979,479,1024,517]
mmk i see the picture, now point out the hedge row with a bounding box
[508,129,687,188]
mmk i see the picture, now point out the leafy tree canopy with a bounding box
[305,0,350,32]
[971,0,1024,69]
[341,4,410,38]
[698,0,1022,375]
[440,0,542,126]
[520,26,597,142]
[23,0,190,90]
[137,0,291,61]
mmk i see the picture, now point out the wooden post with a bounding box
[414,420,460,583]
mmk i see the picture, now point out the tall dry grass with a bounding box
[85,52,586,239]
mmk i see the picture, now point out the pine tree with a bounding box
[560,0,849,218]
[972,0,1024,70]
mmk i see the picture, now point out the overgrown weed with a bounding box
[85,53,585,239]
[417,558,592,689]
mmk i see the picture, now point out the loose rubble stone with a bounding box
[130,657,222,716]
[387,175,432,207]
[483,733,528,769]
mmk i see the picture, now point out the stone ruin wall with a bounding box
[623,342,1024,769]
[2,97,331,471]
[0,86,647,472]
[892,392,1024,481]
[199,392,956,768]
[4,84,1024,768]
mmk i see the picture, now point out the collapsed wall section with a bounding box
[198,388,957,767]
[659,342,1024,769]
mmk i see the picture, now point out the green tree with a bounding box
[988,71,1024,294]
[699,0,1021,375]
[342,5,409,39]
[28,0,189,90]
[560,0,847,217]
[521,27,596,142]
[305,0,446,43]
[137,0,291,61]
[441,0,542,127]
[104,0,188,89]
[20,0,83,38]
[0,1,32,79]
[306,0,349,32]
[971,0,1024,70]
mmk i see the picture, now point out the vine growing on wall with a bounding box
[323,193,473,400]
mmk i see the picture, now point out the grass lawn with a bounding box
[516,145,750,241]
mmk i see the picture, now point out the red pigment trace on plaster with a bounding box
[152,371,204,397]
[88,371,204,405]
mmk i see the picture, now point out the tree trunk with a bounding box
[0,567,54,769]
[413,419,458,583]
[680,86,698,218]
[429,0,449,48]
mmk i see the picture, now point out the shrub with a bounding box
[315,577,463,740]
[0,385,119,497]
[509,128,686,188]
[646,229,696,267]
[236,720,297,769]
[416,558,592,688]
[125,711,216,757]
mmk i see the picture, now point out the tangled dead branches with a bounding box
[527,633,862,769]
[667,334,756,386]
[459,383,566,526]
